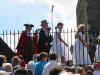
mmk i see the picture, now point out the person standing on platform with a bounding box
[94,32,100,61]
[39,20,52,54]
[16,24,34,63]
[33,29,40,54]
[50,22,72,62]
[73,24,91,65]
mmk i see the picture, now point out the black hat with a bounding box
[24,24,34,27]
[41,20,48,25]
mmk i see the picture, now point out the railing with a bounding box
[0,29,99,65]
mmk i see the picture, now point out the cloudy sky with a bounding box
[0,0,78,51]
[0,0,78,32]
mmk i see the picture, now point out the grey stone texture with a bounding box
[77,0,100,32]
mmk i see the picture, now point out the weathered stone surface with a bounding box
[77,0,100,31]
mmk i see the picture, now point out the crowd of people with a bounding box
[0,52,97,75]
[0,19,100,75]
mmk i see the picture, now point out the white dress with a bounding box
[49,28,72,61]
[95,44,100,60]
[73,32,91,65]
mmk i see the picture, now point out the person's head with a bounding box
[49,66,63,75]
[24,24,33,31]
[0,55,7,67]
[72,66,84,75]
[0,71,8,75]
[33,54,41,62]
[83,66,93,75]
[2,63,13,72]
[61,56,66,64]
[14,68,28,75]
[64,67,72,72]
[49,53,57,60]
[36,54,41,62]
[57,22,64,30]
[58,70,68,75]
[18,55,24,60]
[39,52,48,62]
[78,24,85,32]
[11,56,21,67]
[41,20,48,29]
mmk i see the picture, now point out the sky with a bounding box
[0,0,78,51]
[0,0,78,33]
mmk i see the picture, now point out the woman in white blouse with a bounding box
[50,22,72,62]
[73,24,91,65]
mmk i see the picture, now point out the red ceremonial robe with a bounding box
[16,30,33,63]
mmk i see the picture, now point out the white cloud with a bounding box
[4,0,78,29]
[0,0,78,46]
[34,0,78,29]
[14,0,78,44]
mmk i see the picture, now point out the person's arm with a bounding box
[78,32,87,47]
[58,32,68,47]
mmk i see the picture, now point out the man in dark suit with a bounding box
[39,20,52,54]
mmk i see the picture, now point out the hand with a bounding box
[65,43,69,47]
[84,43,88,48]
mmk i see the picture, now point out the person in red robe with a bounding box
[16,24,34,63]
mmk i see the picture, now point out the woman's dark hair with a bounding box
[49,53,57,60]
[57,22,64,27]
[14,68,28,75]
[49,66,63,75]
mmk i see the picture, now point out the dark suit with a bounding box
[39,28,52,53]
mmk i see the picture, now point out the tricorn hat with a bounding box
[41,20,48,26]
[24,24,34,27]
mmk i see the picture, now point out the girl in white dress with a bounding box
[73,24,91,65]
[50,22,72,62]
[95,34,100,61]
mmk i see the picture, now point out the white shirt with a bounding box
[42,60,60,75]
[95,44,100,60]
[27,60,35,73]
[93,71,100,75]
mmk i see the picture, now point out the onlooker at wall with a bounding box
[49,66,63,75]
[2,63,13,72]
[83,66,94,75]
[42,53,60,75]
[27,54,40,74]
[14,68,31,75]
[0,55,7,70]
[34,52,48,75]
[0,70,9,75]
[11,56,21,72]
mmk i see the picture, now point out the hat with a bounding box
[57,22,64,26]
[24,24,34,27]
[41,20,48,25]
